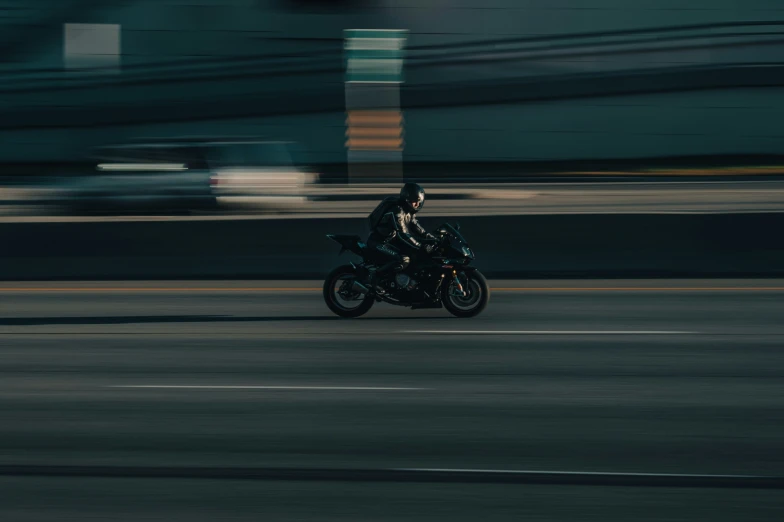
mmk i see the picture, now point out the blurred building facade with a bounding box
[0,0,782,166]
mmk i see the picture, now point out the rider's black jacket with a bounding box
[372,199,430,249]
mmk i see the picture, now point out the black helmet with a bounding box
[400,182,425,213]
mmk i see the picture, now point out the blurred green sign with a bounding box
[345,29,407,83]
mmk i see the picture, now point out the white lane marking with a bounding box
[394,467,761,478]
[108,385,426,391]
[405,330,696,335]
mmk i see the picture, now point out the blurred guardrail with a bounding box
[1,212,782,280]
[0,182,497,216]
[4,155,784,184]
[7,178,784,216]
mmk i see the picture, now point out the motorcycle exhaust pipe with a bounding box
[351,280,370,295]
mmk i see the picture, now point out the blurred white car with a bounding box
[206,141,319,210]
[67,138,317,213]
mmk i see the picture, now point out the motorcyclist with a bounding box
[366,183,437,293]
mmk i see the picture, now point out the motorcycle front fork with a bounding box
[449,270,467,297]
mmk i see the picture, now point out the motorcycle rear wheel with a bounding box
[323,265,375,318]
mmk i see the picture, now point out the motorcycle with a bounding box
[323,222,489,318]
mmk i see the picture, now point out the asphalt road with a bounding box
[1,280,784,521]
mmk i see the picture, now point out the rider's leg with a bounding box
[376,253,409,277]
[368,241,407,293]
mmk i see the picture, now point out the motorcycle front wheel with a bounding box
[442,269,490,318]
[323,265,375,318]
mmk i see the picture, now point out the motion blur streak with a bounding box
[97,163,188,171]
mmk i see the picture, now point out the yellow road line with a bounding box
[1,286,784,293]
[0,287,322,292]
[494,287,784,292]
[570,167,784,176]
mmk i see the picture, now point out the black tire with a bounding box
[442,269,490,318]
[323,265,375,318]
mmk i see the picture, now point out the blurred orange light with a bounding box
[345,110,404,151]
